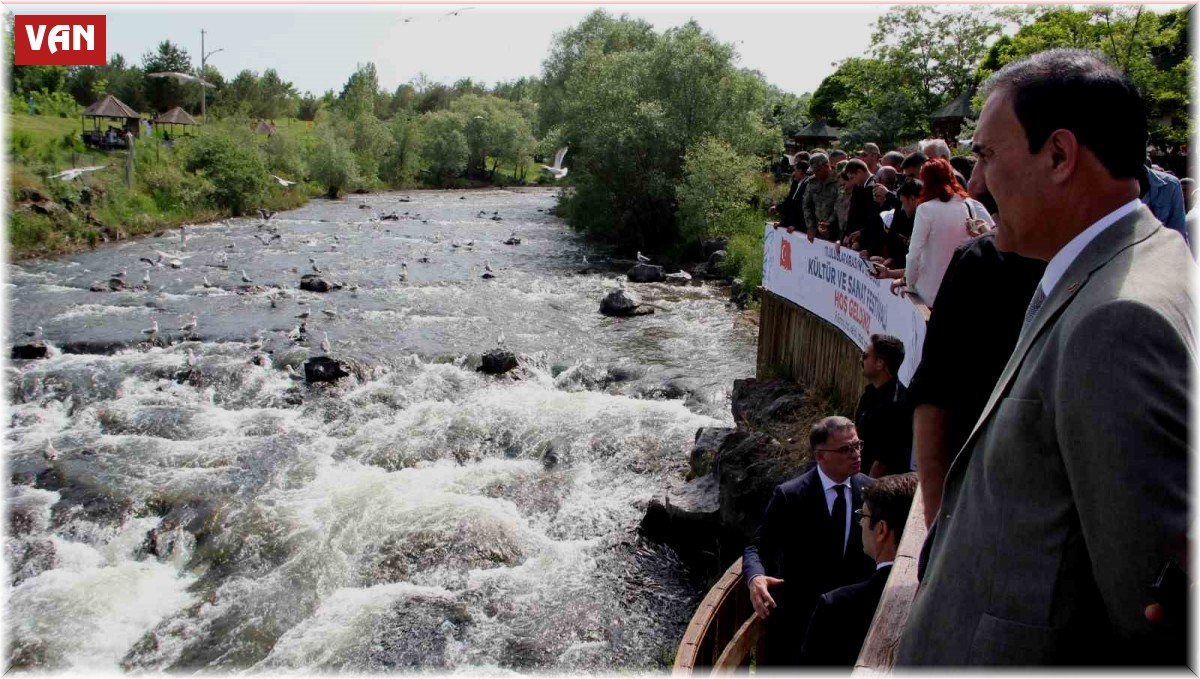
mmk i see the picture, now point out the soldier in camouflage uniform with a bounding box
[803,153,843,242]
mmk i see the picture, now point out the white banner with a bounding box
[762,224,927,386]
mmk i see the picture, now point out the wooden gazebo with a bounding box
[152,106,198,138]
[80,94,141,149]
[793,120,840,151]
[930,90,975,147]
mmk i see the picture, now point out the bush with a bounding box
[723,224,764,292]
[180,129,269,215]
[29,89,81,118]
[138,152,214,213]
[260,133,306,181]
[9,130,35,158]
[380,113,422,187]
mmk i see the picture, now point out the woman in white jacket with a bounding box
[874,158,992,307]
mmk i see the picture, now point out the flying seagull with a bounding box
[257,208,276,222]
[440,6,476,20]
[270,174,297,187]
[540,146,569,180]
[147,71,216,88]
[49,165,106,181]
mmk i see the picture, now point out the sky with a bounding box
[5,3,895,97]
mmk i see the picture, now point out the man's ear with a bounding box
[875,518,891,541]
[1044,129,1079,184]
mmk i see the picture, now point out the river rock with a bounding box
[626,263,666,283]
[304,356,350,383]
[299,274,342,293]
[731,377,807,428]
[599,289,653,317]
[716,430,807,543]
[702,237,729,258]
[11,342,48,360]
[705,249,727,274]
[503,237,521,245]
[729,278,749,309]
[479,350,518,375]
[639,474,723,580]
[689,426,736,479]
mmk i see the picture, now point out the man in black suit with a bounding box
[800,472,918,666]
[770,160,810,232]
[742,416,876,665]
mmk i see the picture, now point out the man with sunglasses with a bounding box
[801,472,917,665]
[742,416,876,665]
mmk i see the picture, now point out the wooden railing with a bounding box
[672,557,762,675]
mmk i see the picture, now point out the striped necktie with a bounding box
[1020,285,1047,337]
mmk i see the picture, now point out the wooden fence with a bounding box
[756,291,868,409]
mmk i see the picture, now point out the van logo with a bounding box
[14,15,106,66]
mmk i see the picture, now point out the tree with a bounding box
[182,128,269,215]
[823,58,923,148]
[306,127,362,197]
[142,40,197,113]
[551,17,778,251]
[257,69,297,119]
[338,62,379,119]
[676,136,759,242]
[380,112,423,186]
[764,86,811,140]
[419,111,468,183]
[450,94,536,178]
[296,92,321,121]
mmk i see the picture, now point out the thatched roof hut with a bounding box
[793,120,840,150]
[81,94,142,134]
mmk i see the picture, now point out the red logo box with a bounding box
[14,15,106,66]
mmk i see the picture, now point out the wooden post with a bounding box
[125,138,134,189]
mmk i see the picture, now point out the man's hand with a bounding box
[807,230,816,243]
[749,575,784,619]
[873,184,889,205]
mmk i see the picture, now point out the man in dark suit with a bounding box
[898,49,1192,666]
[801,472,918,666]
[770,160,810,232]
[742,416,876,665]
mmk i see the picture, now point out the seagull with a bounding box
[43,439,58,462]
[147,71,215,88]
[142,268,151,287]
[49,165,106,181]
[180,225,187,249]
[202,275,215,289]
[142,319,159,335]
[249,333,264,350]
[25,326,43,339]
[310,258,322,274]
[241,270,253,284]
[497,331,506,347]
[186,349,197,367]
[636,251,651,264]
[320,331,332,354]
[270,174,297,187]
[322,308,338,319]
[484,260,494,274]
[285,364,306,381]
[540,146,569,180]
[180,314,198,332]
[582,255,589,266]
[287,324,303,341]
[440,6,476,20]
[666,270,692,281]
[399,266,409,283]
[113,267,127,279]
[295,310,310,320]
[257,208,276,222]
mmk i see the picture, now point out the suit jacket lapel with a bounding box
[950,206,1162,473]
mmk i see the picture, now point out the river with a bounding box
[5,187,757,673]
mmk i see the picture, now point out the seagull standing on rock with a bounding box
[241,270,253,284]
[637,251,651,264]
[180,314,198,333]
[320,332,332,354]
[43,439,58,462]
[142,268,151,288]
[142,320,159,335]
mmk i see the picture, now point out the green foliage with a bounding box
[676,137,759,243]
[722,216,766,291]
[450,94,536,178]
[338,62,380,119]
[764,87,811,139]
[419,111,469,183]
[551,15,779,252]
[142,40,197,113]
[380,112,423,186]
[179,128,269,215]
[305,127,361,197]
[260,133,306,181]
[28,89,81,118]
[978,6,1192,149]
[827,58,923,148]
[9,129,35,157]
[137,150,214,212]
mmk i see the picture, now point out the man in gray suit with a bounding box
[897,49,1193,665]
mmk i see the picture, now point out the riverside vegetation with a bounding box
[8,6,1188,297]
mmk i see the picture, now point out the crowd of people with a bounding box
[745,48,1192,668]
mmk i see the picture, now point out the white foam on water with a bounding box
[52,304,147,321]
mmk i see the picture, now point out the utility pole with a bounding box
[200,29,224,124]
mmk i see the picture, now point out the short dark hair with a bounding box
[949,155,974,182]
[845,159,869,175]
[869,334,905,375]
[810,415,855,452]
[901,152,928,171]
[980,48,1147,180]
[863,472,918,543]
[829,149,848,159]
[897,178,923,199]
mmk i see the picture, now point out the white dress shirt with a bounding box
[1036,199,1142,299]
[876,560,895,571]
[816,466,853,555]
